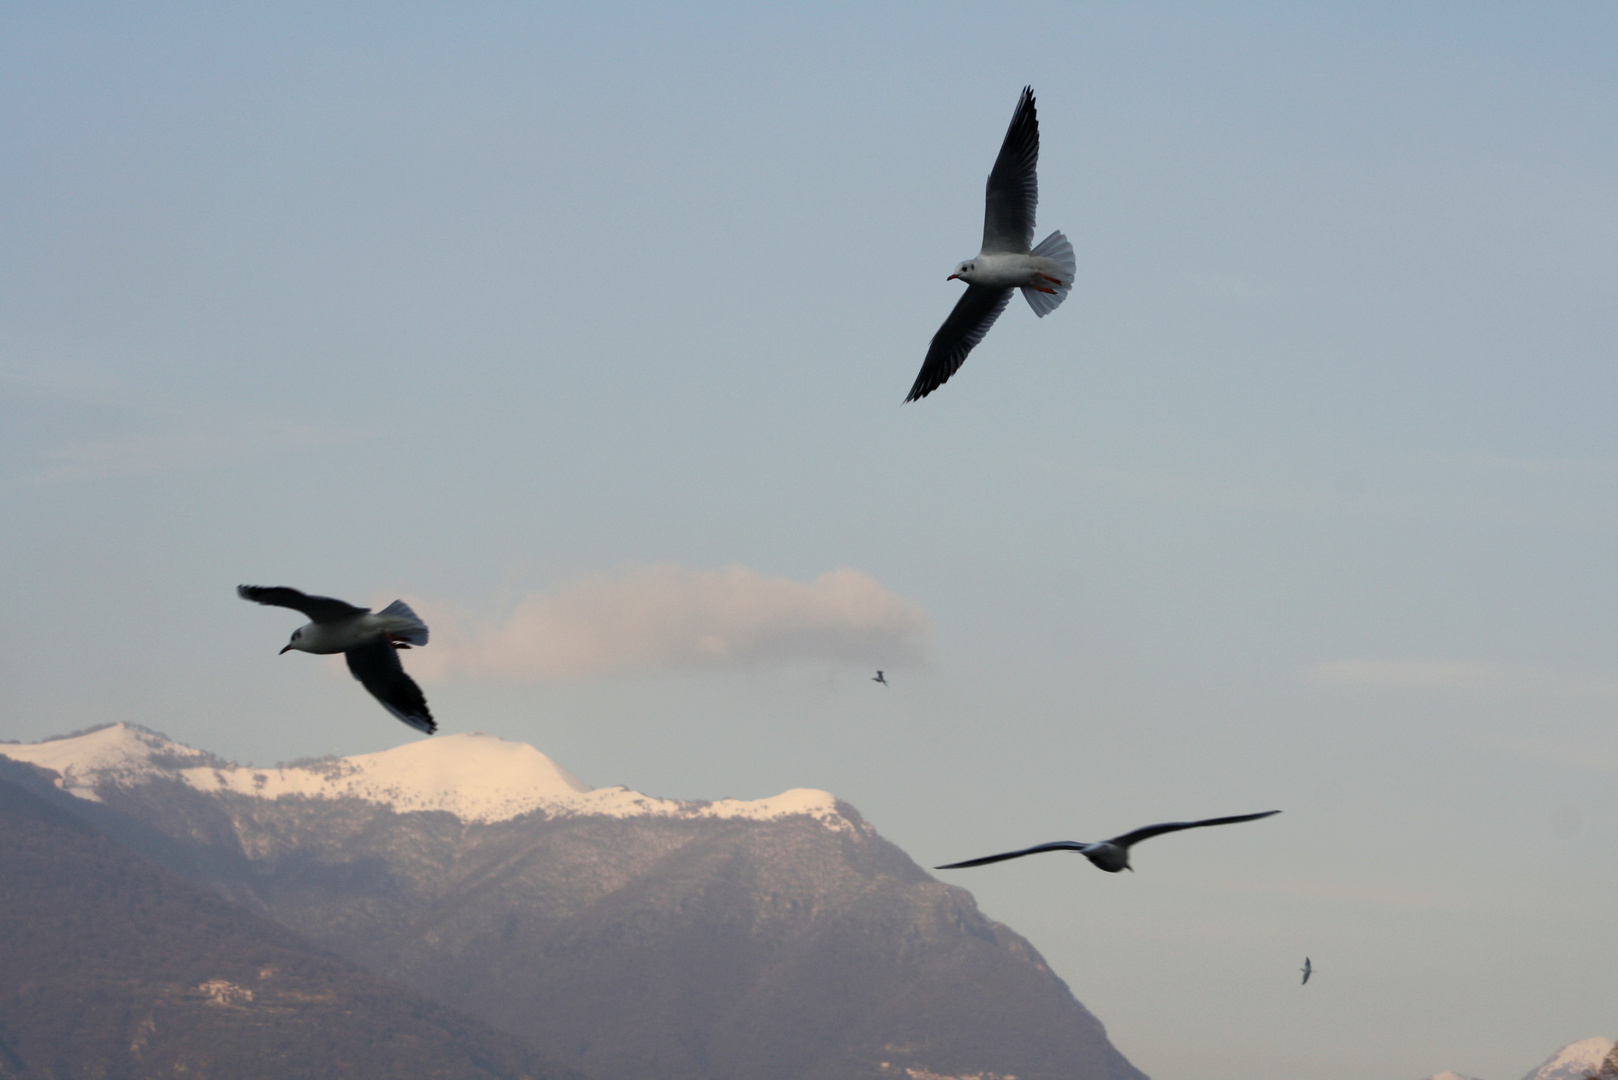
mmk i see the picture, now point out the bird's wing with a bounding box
[344,639,436,734]
[238,585,368,623]
[981,86,1039,254]
[1108,810,1281,849]
[935,841,1088,869]
[906,285,1013,401]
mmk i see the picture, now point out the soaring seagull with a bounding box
[238,585,435,734]
[1300,957,1312,985]
[906,86,1076,402]
[873,670,888,686]
[934,810,1280,874]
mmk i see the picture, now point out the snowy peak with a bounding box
[0,723,852,829]
[1520,1038,1615,1080]
[179,731,598,822]
[0,722,219,801]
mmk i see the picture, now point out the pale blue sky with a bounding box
[4,5,1617,1079]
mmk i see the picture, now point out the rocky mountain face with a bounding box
[0,761,583,1080]
[1,724,1148,1080]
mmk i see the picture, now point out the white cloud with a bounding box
[407,564,932,683]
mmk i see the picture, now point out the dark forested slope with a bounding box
[0,768,584,1080]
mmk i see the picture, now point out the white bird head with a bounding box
[280,625,314,654]
[947,260,979,282]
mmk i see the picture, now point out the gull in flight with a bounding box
[238,585,435,734]
[1300,957,1312,985]
[934,810,1280,874]
[873,670,888,686]
[906,85,1076,402]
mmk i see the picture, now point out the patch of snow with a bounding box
[0,723,851,830]
[0,723,215,801]
[1519,1038,1614,1080]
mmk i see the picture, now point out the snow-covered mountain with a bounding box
[1519,1038,1615,1080]
[1,723,1147,1080]
[0,722,847,827]
[0,765,583,1080]
[1419,1037,1616,1080]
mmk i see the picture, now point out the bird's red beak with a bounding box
[279,645,293,655]
[947,273,961,281]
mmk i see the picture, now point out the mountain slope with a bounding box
[1519,1039,1616,1080]
[0,762,584,1080]
[2,724,1148,1080]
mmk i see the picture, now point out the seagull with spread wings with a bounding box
[906,86,1076,402]
[237,585,436,734]
[935,810,1280,874]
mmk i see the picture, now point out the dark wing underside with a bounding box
[1108,810,1281,849]
[934,840,1087,870]
[237,585,368,623]
[905,285,1013,402]
[982,86,1039,254]
[344,638,436,735]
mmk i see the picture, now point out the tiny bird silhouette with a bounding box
[1301,957,1312,985]
[238,585,435,734]
[935,810,1280,874]
[873,670,888,686]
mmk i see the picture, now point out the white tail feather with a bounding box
[1022,229,1075,317]
[378,599,429,646]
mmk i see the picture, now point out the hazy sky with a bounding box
[4,5,1616,1079]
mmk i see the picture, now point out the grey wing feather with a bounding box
[1109,810,1281,849]
[982,86,1039,254]
[935,840,1087,869]
[905,285,1013,401]
[238,585,368,623]
[344,639,436,735]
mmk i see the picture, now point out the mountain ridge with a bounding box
[0,762,586,1080]
[2,722,1148,1080]
[2,722,849,827]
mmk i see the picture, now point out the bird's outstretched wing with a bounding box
[1108,810,1280,849]
[344,638,436,734]
[982,86,1039,254]
[238,585,368,623]
[935,840,1087,869]
[906,285,1013,401]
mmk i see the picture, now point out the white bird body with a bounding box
[280,602,428,655]
[950,249,1071,292]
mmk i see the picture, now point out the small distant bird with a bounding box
[873,670,888,686]
[934,810,1280,874]
[906,86,1076,402]
[237,585,435,734]
[1300,957,1312,985]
